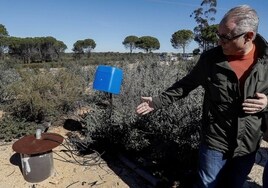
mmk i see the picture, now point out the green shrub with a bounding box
[6,66,87,122]
[74,56,203,184]
[0,62,20,103]
[81,57,202,151]
[0,116,36,142]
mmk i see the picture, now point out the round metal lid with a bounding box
[12,133,64,155]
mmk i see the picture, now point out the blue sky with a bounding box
[1,0,268,53]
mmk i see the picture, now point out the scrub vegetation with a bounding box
[0,53,202,186]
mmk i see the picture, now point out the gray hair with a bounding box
[220,5,259,37]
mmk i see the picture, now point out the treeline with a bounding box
[0,0,218,64]
[7,36,66,63]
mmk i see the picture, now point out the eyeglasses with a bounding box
[216,31,247,42]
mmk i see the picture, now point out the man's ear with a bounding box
[245,31,255,41]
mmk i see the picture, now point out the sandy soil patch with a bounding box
[0,126,151,188]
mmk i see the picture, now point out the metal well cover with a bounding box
[12,133,64,155]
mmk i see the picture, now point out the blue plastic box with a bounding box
[93,65,123,94]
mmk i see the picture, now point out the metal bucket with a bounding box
[20,151,54,183]
[12,132,64,183]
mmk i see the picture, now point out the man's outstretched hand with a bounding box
[136,97,154,115]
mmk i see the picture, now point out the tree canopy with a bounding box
[171,29,194,54]
[0,24,9,59]
[190,0,218,51]
[7,36,67,63]
[0,24,8,37]
[122,35,139,53]
[135,36,160,53]
[200,24,218,49]
[73,38,96,58]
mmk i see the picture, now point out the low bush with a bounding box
[4,63,88,122]
[0,116,36,142]
[0,62,21,103]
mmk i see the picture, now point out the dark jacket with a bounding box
[153,34,268,157]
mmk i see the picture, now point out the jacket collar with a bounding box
[254,33,268,58]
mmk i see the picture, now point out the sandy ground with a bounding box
[0,125,267,188]
[0,126,151,188]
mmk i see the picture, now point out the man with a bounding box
[136,5,268,188]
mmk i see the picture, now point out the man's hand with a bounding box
[242,93,268,114]
[136,97,154,115]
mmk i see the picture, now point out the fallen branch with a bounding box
[66,181,79,188]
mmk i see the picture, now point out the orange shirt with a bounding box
[227,44,257,91]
